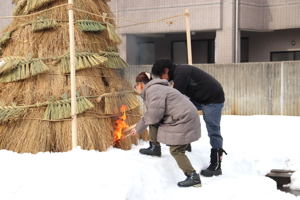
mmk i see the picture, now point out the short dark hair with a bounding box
[151,59,175,80]
[135,72,151,84]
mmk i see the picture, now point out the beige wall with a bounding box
[0,1,13,31]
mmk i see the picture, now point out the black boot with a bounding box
[186,143,192,152]
[200,148,227,177]
[178,172,201,187]
[139,142,161,157]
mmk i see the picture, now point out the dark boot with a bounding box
[200,148,227,177]
[178,172,201,187]
[186,143,192,152]
[139,142,161,157]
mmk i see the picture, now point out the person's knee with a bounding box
[169,149,177,156]
[170,147,183,156]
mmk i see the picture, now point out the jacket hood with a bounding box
[141,79,169,99]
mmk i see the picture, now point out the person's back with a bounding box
[141,79,201,145]
[173,64,225,104]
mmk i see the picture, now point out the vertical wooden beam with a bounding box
[280,62,284,115]
[235,0,240,63]
[184,8,193,65]
[68,0,78,149]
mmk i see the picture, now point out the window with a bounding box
[241,37,249,62]
[171,39,215,64]
[172,41,187,64]
[270,51,300,61]
[138,42,155,65]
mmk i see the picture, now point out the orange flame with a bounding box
[113,105,129,142]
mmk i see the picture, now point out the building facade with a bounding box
[1,0,300,64]
[109,0,300,64]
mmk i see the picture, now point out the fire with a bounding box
[113,105,129,142]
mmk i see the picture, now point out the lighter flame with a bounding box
[113,105,129,142]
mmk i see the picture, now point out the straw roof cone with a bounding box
[0,0,147,153]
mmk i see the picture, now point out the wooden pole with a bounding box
[235,0,240,63]
[68,0,77,149]
[184,8,193,65]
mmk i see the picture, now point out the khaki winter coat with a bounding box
[135,79,201,145]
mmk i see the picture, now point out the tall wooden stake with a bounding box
[68,0,77,149]
[184,8,193,65]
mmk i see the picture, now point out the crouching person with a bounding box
[129,72,202,187]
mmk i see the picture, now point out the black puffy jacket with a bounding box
[172,64,225,104]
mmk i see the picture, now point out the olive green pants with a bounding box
[149,125,159,144]
[169,145,195,174]
[149,125,195,173]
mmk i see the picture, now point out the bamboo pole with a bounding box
[184,8,193,65]
[68,0,78,149]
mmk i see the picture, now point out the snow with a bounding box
[0,115,299,200]
[292,171,300,190]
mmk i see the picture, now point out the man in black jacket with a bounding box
[143,59,226,177]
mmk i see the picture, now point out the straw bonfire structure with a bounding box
[0,0,147,153]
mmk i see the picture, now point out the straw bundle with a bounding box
[0,57,49,82]
[32,18,58,32]
[77,20,107,32]
[60,52,107,73]
[0,105,27,123]
[101,50,128,69]
[98,91,140,114]
[0,0,146,153]
[106,23,122,44]
[44,97,94,120]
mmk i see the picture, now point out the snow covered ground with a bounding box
[0,115,299,200]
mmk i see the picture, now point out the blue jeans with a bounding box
[191,100,224,149]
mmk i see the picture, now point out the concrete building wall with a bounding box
[109,0,221,34]
[125,32,215,65]
[1,0,300,64]
[245,29,300,62]
[240,0,300,31]
[109,0,300,63]
[215,0,236,64]
[0,1,13,31]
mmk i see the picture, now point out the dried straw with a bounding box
[106,23,122,44]
[0,32,12,47]
[0,105,27,123]
[0,57,49,82]
[100,92,140,114]
[14,0,57,15]
[0,0,144,153]
[60,52,107,73]
[100,50,128,69]
[76,20,106,32]
[32,17,58,32]
[44,96,94,120]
